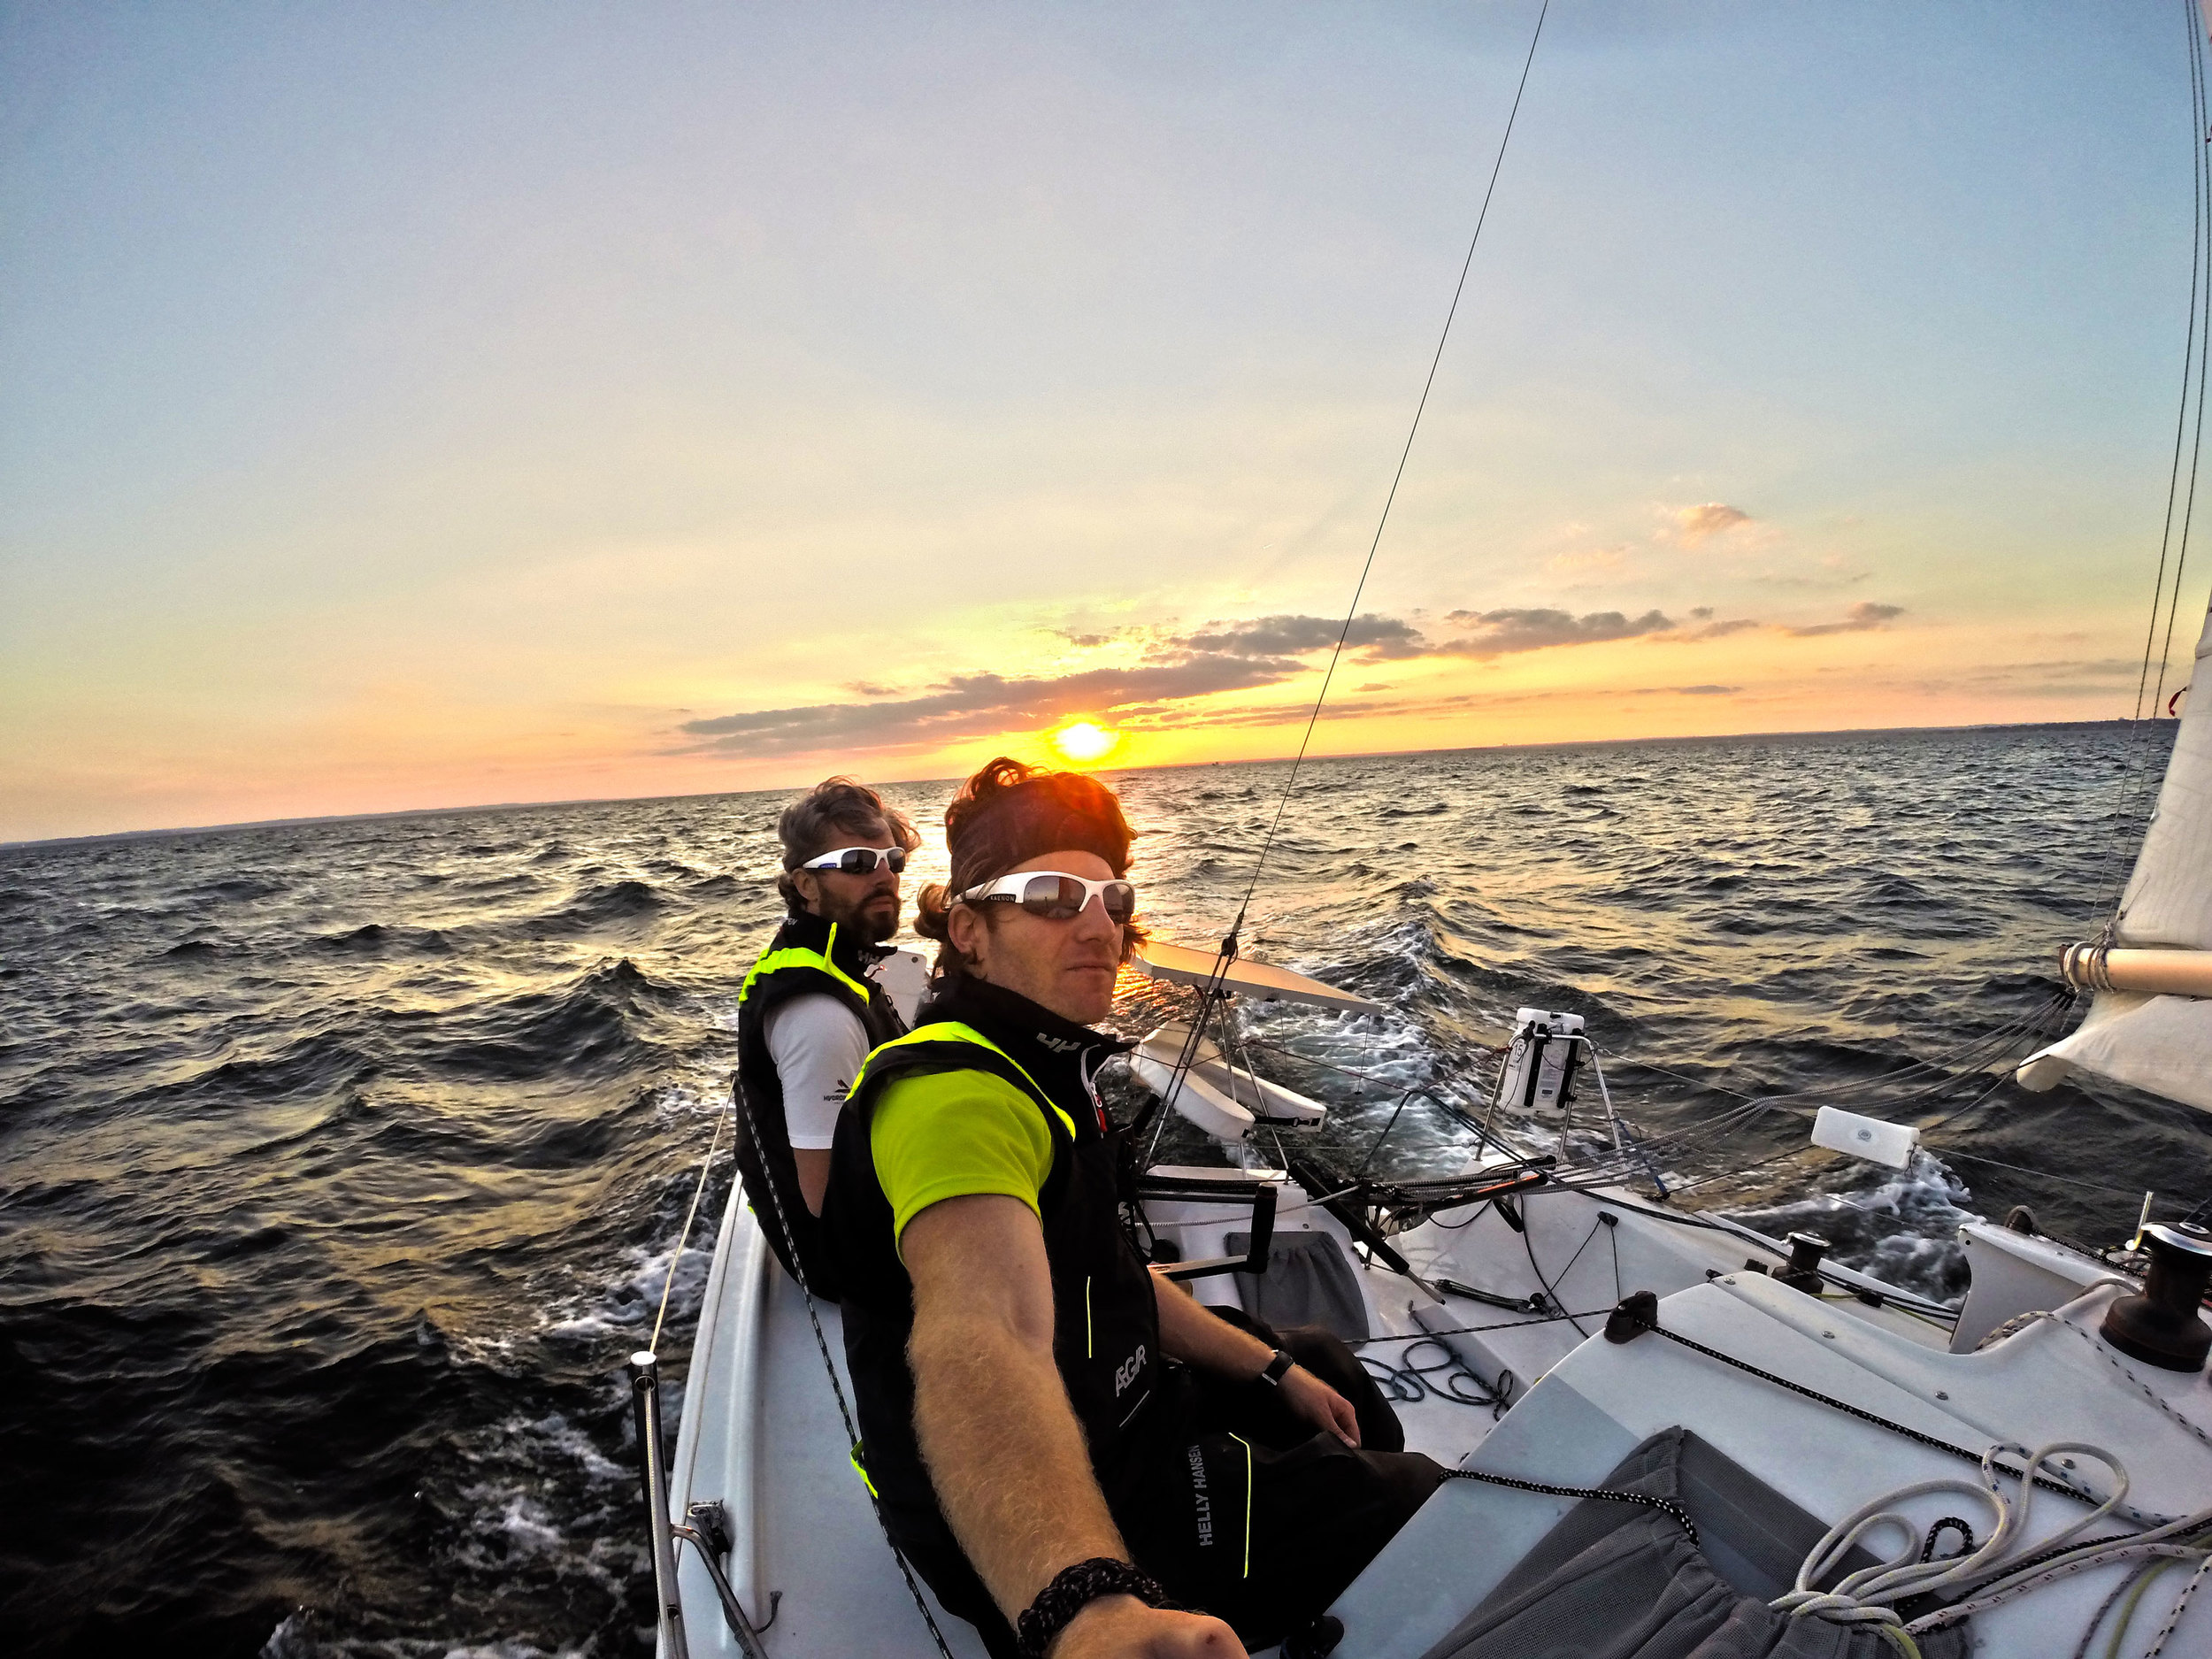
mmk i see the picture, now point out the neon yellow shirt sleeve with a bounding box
[870,1068,1056,1247]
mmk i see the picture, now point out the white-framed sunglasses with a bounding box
[958,870,1137,924]
[800,845,909,875]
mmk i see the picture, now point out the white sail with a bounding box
[2018,600,2212,1110]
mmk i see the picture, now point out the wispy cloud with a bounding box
[1665,617,1762,641]
[1786,602,1905,637]
[1677,503,1754,543]
[1437,607,1677,657]
[1171,613,1425,658]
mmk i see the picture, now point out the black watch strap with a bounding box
[1017,1557,1171,1658]
[1257,1348,1295,1387]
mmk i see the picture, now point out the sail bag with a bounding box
[1418,1428,1969,1659]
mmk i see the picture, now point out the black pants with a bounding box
[902,1316,1443,1657]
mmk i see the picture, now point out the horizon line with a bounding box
[1,713,2170,852]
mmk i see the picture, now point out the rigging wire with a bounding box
[2102,0,2212,928]
[1224,0,1550,947]
[1153,0,1552,1125]
[2153,0,2212,726]
[650,1102,730,1355]
[2132,0,2208,728]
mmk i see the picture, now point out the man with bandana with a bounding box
[825,759,1441,1659]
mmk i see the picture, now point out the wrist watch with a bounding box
[1256,1348,1295,1387]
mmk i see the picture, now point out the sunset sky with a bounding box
[5,2,2209,841]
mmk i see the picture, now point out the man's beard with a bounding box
[826,888,900,944]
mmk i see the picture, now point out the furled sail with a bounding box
[2017,601,2212,1111]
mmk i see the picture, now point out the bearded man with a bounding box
[733,776,920,1296]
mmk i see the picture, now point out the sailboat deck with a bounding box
[663,1166,2212,1658]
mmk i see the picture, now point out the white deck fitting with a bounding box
[1949,1219,2117,1351]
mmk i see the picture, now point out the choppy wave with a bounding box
[0,722,2202,1655]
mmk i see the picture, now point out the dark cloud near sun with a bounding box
[680,599,1824,758]
[1171,613,1425,658]
[1437,608,1678,656]
[680,653,1302,757]
[1668,617,1761,641]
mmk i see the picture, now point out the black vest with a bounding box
[733,910,907,1300]
[823,977,1158,1547]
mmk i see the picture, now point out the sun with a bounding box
[1050,721,1121,764]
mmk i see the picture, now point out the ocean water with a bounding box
[3,720,2205,1657]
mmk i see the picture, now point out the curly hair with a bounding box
[913,757,1145,979]
[773,777,923,914]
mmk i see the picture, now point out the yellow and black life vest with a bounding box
[822,976,1157,1544]
[733,910,906,1299]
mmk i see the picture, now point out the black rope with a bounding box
[1522,1219,1593,1338]
[1442,1466,1699,1548]
[1554,1214,1607,1285]
[1360,1338,1507,1413]
[1922,1517,1978,1563]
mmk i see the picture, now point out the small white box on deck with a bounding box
[1494,1008,1584,1116]
[1811,1105,1919,1170]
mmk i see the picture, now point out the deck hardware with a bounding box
[1436,1277,1545,1314]
[1603,1290,1658,1344]
[1159,1181,1278,1281]
[2130,1191,2155,1252]
[1773,1231,1832,1295]
[1283,1612,1346,1658]
[2100,1223,2212,1371]
[628,1349,692,1659]
[685,1500,733,1559]
[668,1516,779,1655]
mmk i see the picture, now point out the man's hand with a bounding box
[1052,1594,1247,1659]
[1279,1363,1360,1448]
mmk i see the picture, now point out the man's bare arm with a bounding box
[793,1148,832,1216]
[904,1195,1244,1657]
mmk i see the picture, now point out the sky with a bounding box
[4,1,2210,841]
